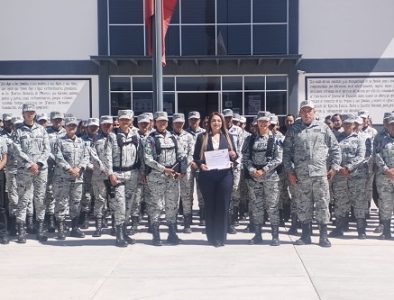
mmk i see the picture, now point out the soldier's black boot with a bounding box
[47,214,56,233]
[123,223,135,244]
[151,222,162,246]
[111,214,116,236]
[379,220,391,240]
[319,224,332,248]
[295,222,312,245]
[356,218,367,240]
[36,221,48,242]
[26,215,35,234]
[183,214,192,234]
[16,222,26,244]
[167,223,181,245]
[8,215,17,237]
[329,217,344,238]
[57,220,66,240]
[147,216,153,233]
[92,218,103,237]
[249,225,263,245]
[199,209,206,226]
[271,225,280,246]
[130,216,139,235]
[70,218,85,238]
[288,213,299,235]
[115,225,128,247]
[79,211,90,229]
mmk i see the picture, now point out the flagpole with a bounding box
[153,0,163,112]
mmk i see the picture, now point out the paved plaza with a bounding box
[1,209,394,300]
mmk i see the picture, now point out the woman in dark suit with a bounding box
[193,112,237,247]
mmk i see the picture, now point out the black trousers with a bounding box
[199,169,233,244]
[0,170,7,237]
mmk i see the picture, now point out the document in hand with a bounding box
[204,149,231,170]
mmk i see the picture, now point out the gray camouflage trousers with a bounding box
[230,165,241,211]
[179,169,193,216]
[45,162,56,214]
[295,175,330,224]
[16,169,48,223]
[376,174,394,221]
[146,170,180,224]
[91,175,108,218]
[5,171,18,216]
[190,169,204,209]
[53,177,83,221]
[132,182,150,217]
[110,170,139,226]
[81,169,93,213]
[246,179,279,226]
[332,175,368,219]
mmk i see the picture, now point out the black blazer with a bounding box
[193,132,238,168]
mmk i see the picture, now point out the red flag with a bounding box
[145,0,178,66]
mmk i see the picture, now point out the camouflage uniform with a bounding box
[0,136,8,242]
[227,123,243,211]
[81,133,95,217]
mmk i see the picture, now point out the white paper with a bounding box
[204,149,231,170]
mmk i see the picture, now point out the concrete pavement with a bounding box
[1,210,394,300]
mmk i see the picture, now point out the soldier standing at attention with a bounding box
[283,100,341,248]
[13,103,51,243]
[53,117,90,240]
[144,111,187,246]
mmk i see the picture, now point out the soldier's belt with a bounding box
[113,165,138,172]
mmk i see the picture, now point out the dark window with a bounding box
[266,76,287,90]
[244,76,265,90]
[133,92,153,115]
[182,26,215,55]
[177,77,220,91]
[222,92,243,114]
[110,26,144,55]
[222,76,242,90]
[217,0,251,23]
[163,93,175,115]
[217,25,251,55]
[245,92,265,115]
[253,25,287,54]
[166,25,180,56]
[266,91,287,115]
[253,0,287,23]
[111,92,131,115]
[110,77,131,91]
[163,77,175,91]
[181,0,215,24]
[170,2,180,24]
[109,0,143,24]
[133,77,152,91]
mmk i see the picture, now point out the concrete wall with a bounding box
[0,0,98,61]
[299,0,394,59]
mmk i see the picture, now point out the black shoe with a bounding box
[79,211,90,229]
[70,218,85,238]
[249,225,263,245]
[57,220,66,240]
[295,223,312,245]
[379,220,391,240]
[356,218,367,240]
[16,222,26,244]
[183,214,192,234]
[167,223,181,245]
[26,215,35,234]
[92,218,103,237]
[151,222,162,246]
[36,221,48,242]
[0,235,9,244]
[319,224,332,248]
[270,225,280,246]
[123,223,135,244]
[329,217,345,238]
[47,214,56,233]
[115,225,128,247]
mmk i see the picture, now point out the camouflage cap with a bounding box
[65,117,79,126]
[100,115,113,125]
[22,103,36,112]
[239,116,246,124]
[87,118,99,127]
[222,109,234,117]
[2,113,12,122]
[137,113,150,124]
[355,116,364,125]
[37,113,49,122]
[343,114,356,124]
[299,100,315,110]
[118,109,134,120]
[172,113,185,123]
[233,113,241,122]
[145,112,154,120]
[50,111,64,120]
[188,111,200,119]
[358,110,369,118]
[270,114,279,125]
[154,111,169,121]
[383,112,392,120]
[257,111,271,121]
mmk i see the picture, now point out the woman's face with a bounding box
[210,115,222,132]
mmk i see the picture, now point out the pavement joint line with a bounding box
[88,248,128,300]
